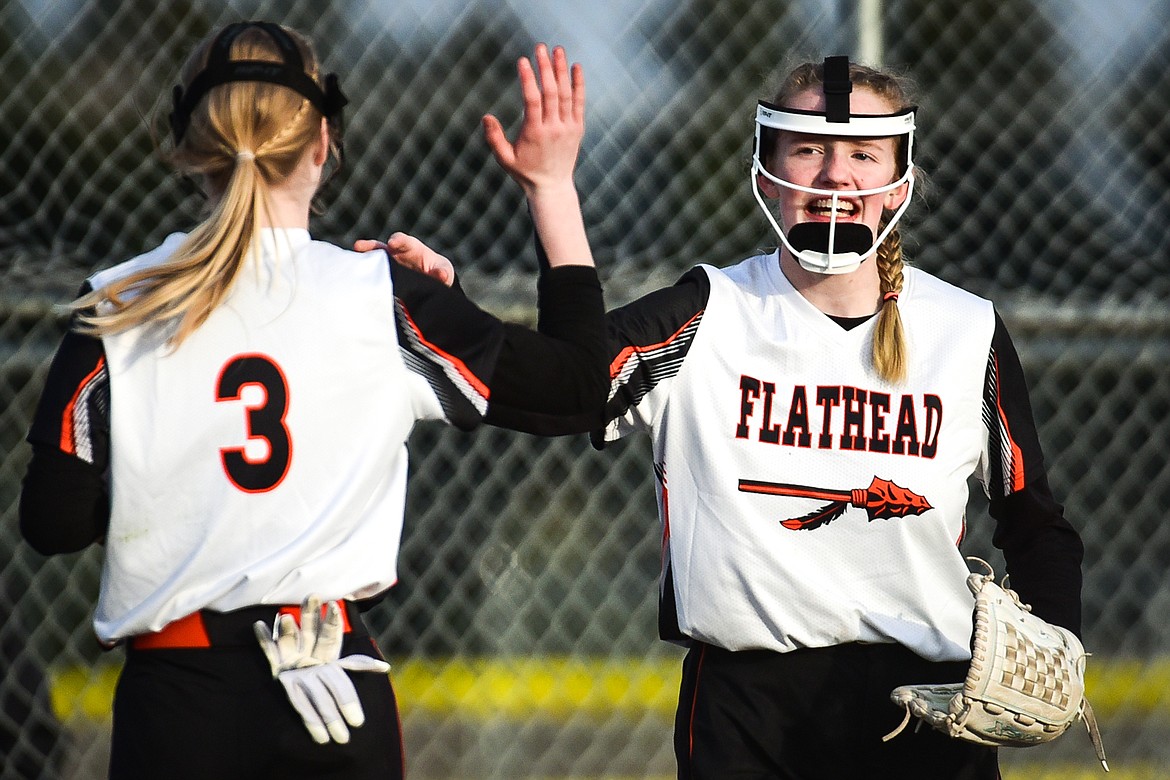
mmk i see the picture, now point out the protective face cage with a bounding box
[169,21,348,151]
[751,55,916,275]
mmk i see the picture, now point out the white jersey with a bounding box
[602,252,1008,662]
[87,229,471,642]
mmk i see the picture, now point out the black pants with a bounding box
[109,609,403,780]
[675,641,1000,780]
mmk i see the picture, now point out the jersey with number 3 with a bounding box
[39,229,496,642]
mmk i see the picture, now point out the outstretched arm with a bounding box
[356,46,606,432]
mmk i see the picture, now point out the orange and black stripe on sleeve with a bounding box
[388,259,503,431]
[60,355,107,460]
[28,328,110,468]
[982,312,1045,500]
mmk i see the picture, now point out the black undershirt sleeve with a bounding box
[389,255,608,435]
[486,266,711,439]
[989,475,1084,636]
[20,304,112,556]
[21,446,109,555]
[484,266,609,435]
[389,258,511,430]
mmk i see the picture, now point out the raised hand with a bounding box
[484,44,592,268]
[482,44,585,199]
[354,45,592,273]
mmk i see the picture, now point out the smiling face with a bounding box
[759,87,910,246]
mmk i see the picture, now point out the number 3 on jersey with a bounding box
[216,353,292,493]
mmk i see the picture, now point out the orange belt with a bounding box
[129,600,357,650]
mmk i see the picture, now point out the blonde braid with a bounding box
[872,226,907,384]
[256,96,312,156]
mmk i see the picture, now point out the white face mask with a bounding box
[751,101,917,275]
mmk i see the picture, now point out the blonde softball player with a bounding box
[20,22,602,780]
[394,56,1085,780]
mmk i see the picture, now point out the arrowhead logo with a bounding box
[737,476,933,531]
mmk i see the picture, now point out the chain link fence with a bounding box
[2,0,1168,777]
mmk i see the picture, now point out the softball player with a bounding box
[19,23,601,780]
[426,57,1085,779]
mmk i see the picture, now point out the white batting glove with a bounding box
[253,595,391,745]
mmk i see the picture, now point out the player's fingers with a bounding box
[385,233,447,284]
[311,600,345,662]
[353,239,387,253]
[571,62,585,126]
[514,51,542,127]
[273,613,302,661]
[482,114,515,169]
[385,231,424,260]
[300,594,322,652]
[300,669,352,743]
[319,662,367,730]
[533,43,558,123]
[552,46,573,122]
[384,231,412,250]
[253,620,282,673]
[337,654,392,674]
[280,674,331,744]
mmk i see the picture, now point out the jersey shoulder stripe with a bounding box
[603,266,710,419]
[608,310,703,404]
[28,323,110,469]
[393,297,488,429]
[984,348,1026,493]
[981,312,1043,498]
[60,355,108,464]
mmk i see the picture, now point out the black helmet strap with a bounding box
[822,55,852,123]
[169,21,347,144]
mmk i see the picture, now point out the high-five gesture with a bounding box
[483,44,584,197]
[355,44,592,278]
[485,44,592,268]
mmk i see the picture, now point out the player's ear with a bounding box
[884,176,910,210]
[312,117,329,167]
[756,171,780,198]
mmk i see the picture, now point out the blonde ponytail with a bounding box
[75,153,271,345]
[73,23,332,347]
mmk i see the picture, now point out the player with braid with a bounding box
[19,22,603,780]
[392,56,1086,779]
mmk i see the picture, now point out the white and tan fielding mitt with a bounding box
[882,559,1108,771]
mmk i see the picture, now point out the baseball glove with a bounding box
[882,558,1108,771]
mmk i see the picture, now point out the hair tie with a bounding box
[236,150,256,161]
[882,290,899,303]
